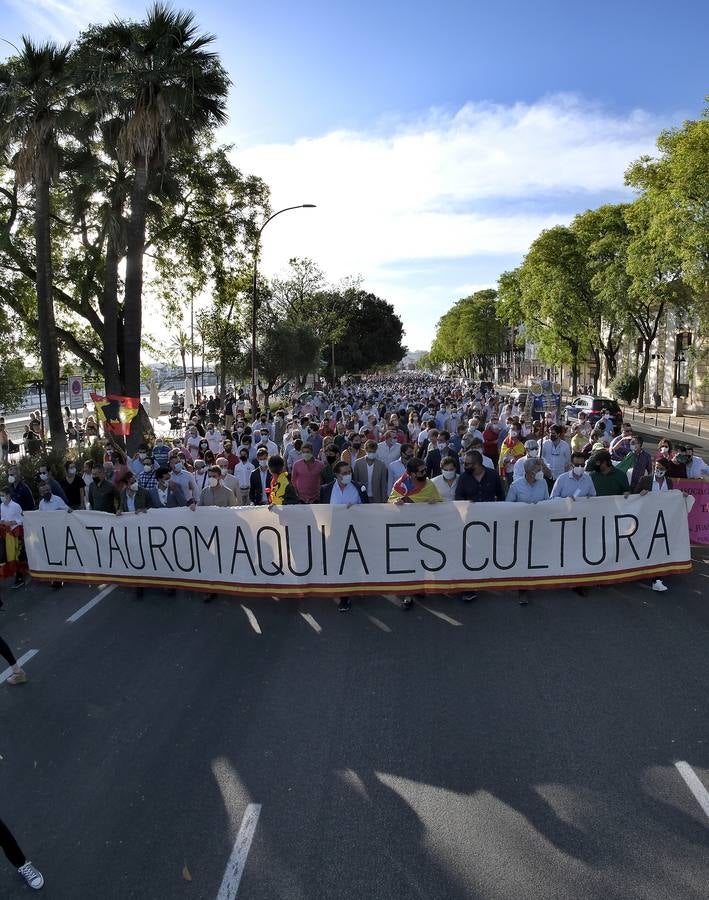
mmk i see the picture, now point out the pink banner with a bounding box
[676,479,709,545]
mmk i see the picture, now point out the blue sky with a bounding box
[3,1,708,350]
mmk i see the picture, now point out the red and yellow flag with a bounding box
[90,392,141,436]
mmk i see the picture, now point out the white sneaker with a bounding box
[651,579,668,592]
[18,860,44,889]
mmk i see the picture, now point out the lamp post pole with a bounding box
[251,204,316,416]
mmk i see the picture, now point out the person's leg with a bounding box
[0,634,17,667]
[0,816,26,868]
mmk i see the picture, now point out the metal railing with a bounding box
[620,405,703,436]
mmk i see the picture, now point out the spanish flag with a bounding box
[90,392,141,436]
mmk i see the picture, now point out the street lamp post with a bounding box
[251,204,316,415]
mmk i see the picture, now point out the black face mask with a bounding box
[326,455,337,462]
[240,457,248,463]
[92,476,101,484]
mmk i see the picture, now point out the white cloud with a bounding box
[7,0,118,41]
[233,95,665,349]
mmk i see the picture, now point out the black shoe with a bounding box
[166,588,176,597]
[134,587,144,599]
[402,596,413,610]
[51,581,63,590]
[461,592,478,603]
[518,590,528,606]
[338,597,351,612]
[574,586,588,597]
[203,592,217,603]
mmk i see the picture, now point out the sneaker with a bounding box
[518,591,529,606]
[574,587,588,597]
[10,576,25,590]
[402,596,413,610]
[338,597,351,612]
[18,860,44,889]
[461,592,478,603]
[7,669,27,685]
[651,579,668,592]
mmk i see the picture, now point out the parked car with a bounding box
[564,396,622,426]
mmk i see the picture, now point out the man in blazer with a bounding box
[320,461,370,505]
[353,440,388,502]
[149,467,188,508]
[249,448,272,505]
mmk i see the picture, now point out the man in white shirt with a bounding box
[513,439,553,482]
[377,430,402,467]
[233,450,255,505]
[253,430,278,457]
[38,485,70,512]
[431,457,460,500]
[205,425,223,455]
[387,444,413,493]
[540,427,571,481]
[684,448,709,479]
[0,490,23,526]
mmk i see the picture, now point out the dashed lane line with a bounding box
[365,614,392,633]
[66,584,116,623]
[675,761,709,821]
[415,601,463,626]
[216,803,262,900]
[0,649,39,684]
[299,612,322,634]
[240,605,262,635]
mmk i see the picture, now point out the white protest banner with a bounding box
[23,493,691,597]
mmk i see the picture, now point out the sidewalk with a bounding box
[618,405,709,451]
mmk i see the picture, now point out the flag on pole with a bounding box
[90,392,141,436]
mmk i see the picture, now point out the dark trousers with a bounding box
[0,634,17,667]
[0,817,26,868]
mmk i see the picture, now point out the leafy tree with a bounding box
[168,329,192,378]
[608,371,639,404]
[430,290,505,376]
[0,38,78,450]
[571,204,630,383]
[330,289,406,374]
[248,320,320,409]
[623,197,690,404]
[498,228,594,394]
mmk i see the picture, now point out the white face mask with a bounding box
[128,482,139,492]
[526,449,538,458]
[258,459,268,468]
[442,469,456,480]
[572,465,585,477]
[302,453,313,461]
[143,464,152,472]
[68,467,76,475]
[174,463,183,472]
[654,469,665,478]
[339,474,352,485]
[366,451,377,460]
[534,470,545,481]
[208,476,219,487]
[39,473,49,481]
[8,475,16,484]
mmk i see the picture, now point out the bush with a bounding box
[608,371,639,405]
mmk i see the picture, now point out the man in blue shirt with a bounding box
[506,458,549,504]
[550,453,597,499]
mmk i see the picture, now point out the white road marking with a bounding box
[385,594,402,607]
[299,612,322,634]
[366,614,392,633]
[675,761,709,821]
[66,584,116,623]
[416,602,463,626]
[271,595,280,602]
[216,802,262,900]
[0,649,39,683]
[240,605,262,635]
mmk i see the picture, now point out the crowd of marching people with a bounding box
[2,374,707,609]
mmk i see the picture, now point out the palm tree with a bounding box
[0,39,76,451]
[169,329,191,378]
[84,4,230,411]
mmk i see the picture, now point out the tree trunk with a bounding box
[35,177,66,452]
[636,342,652,406]
[180,349,187,379]
[122,162,150,451]
[102,218,122,396]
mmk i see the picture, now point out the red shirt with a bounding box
[291,458,324,503]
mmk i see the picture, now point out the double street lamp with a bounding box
[251,204,317,414]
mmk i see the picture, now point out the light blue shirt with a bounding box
[506,477,549,503]
[550,470,597,499]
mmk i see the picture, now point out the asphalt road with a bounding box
[1,555,708,900]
